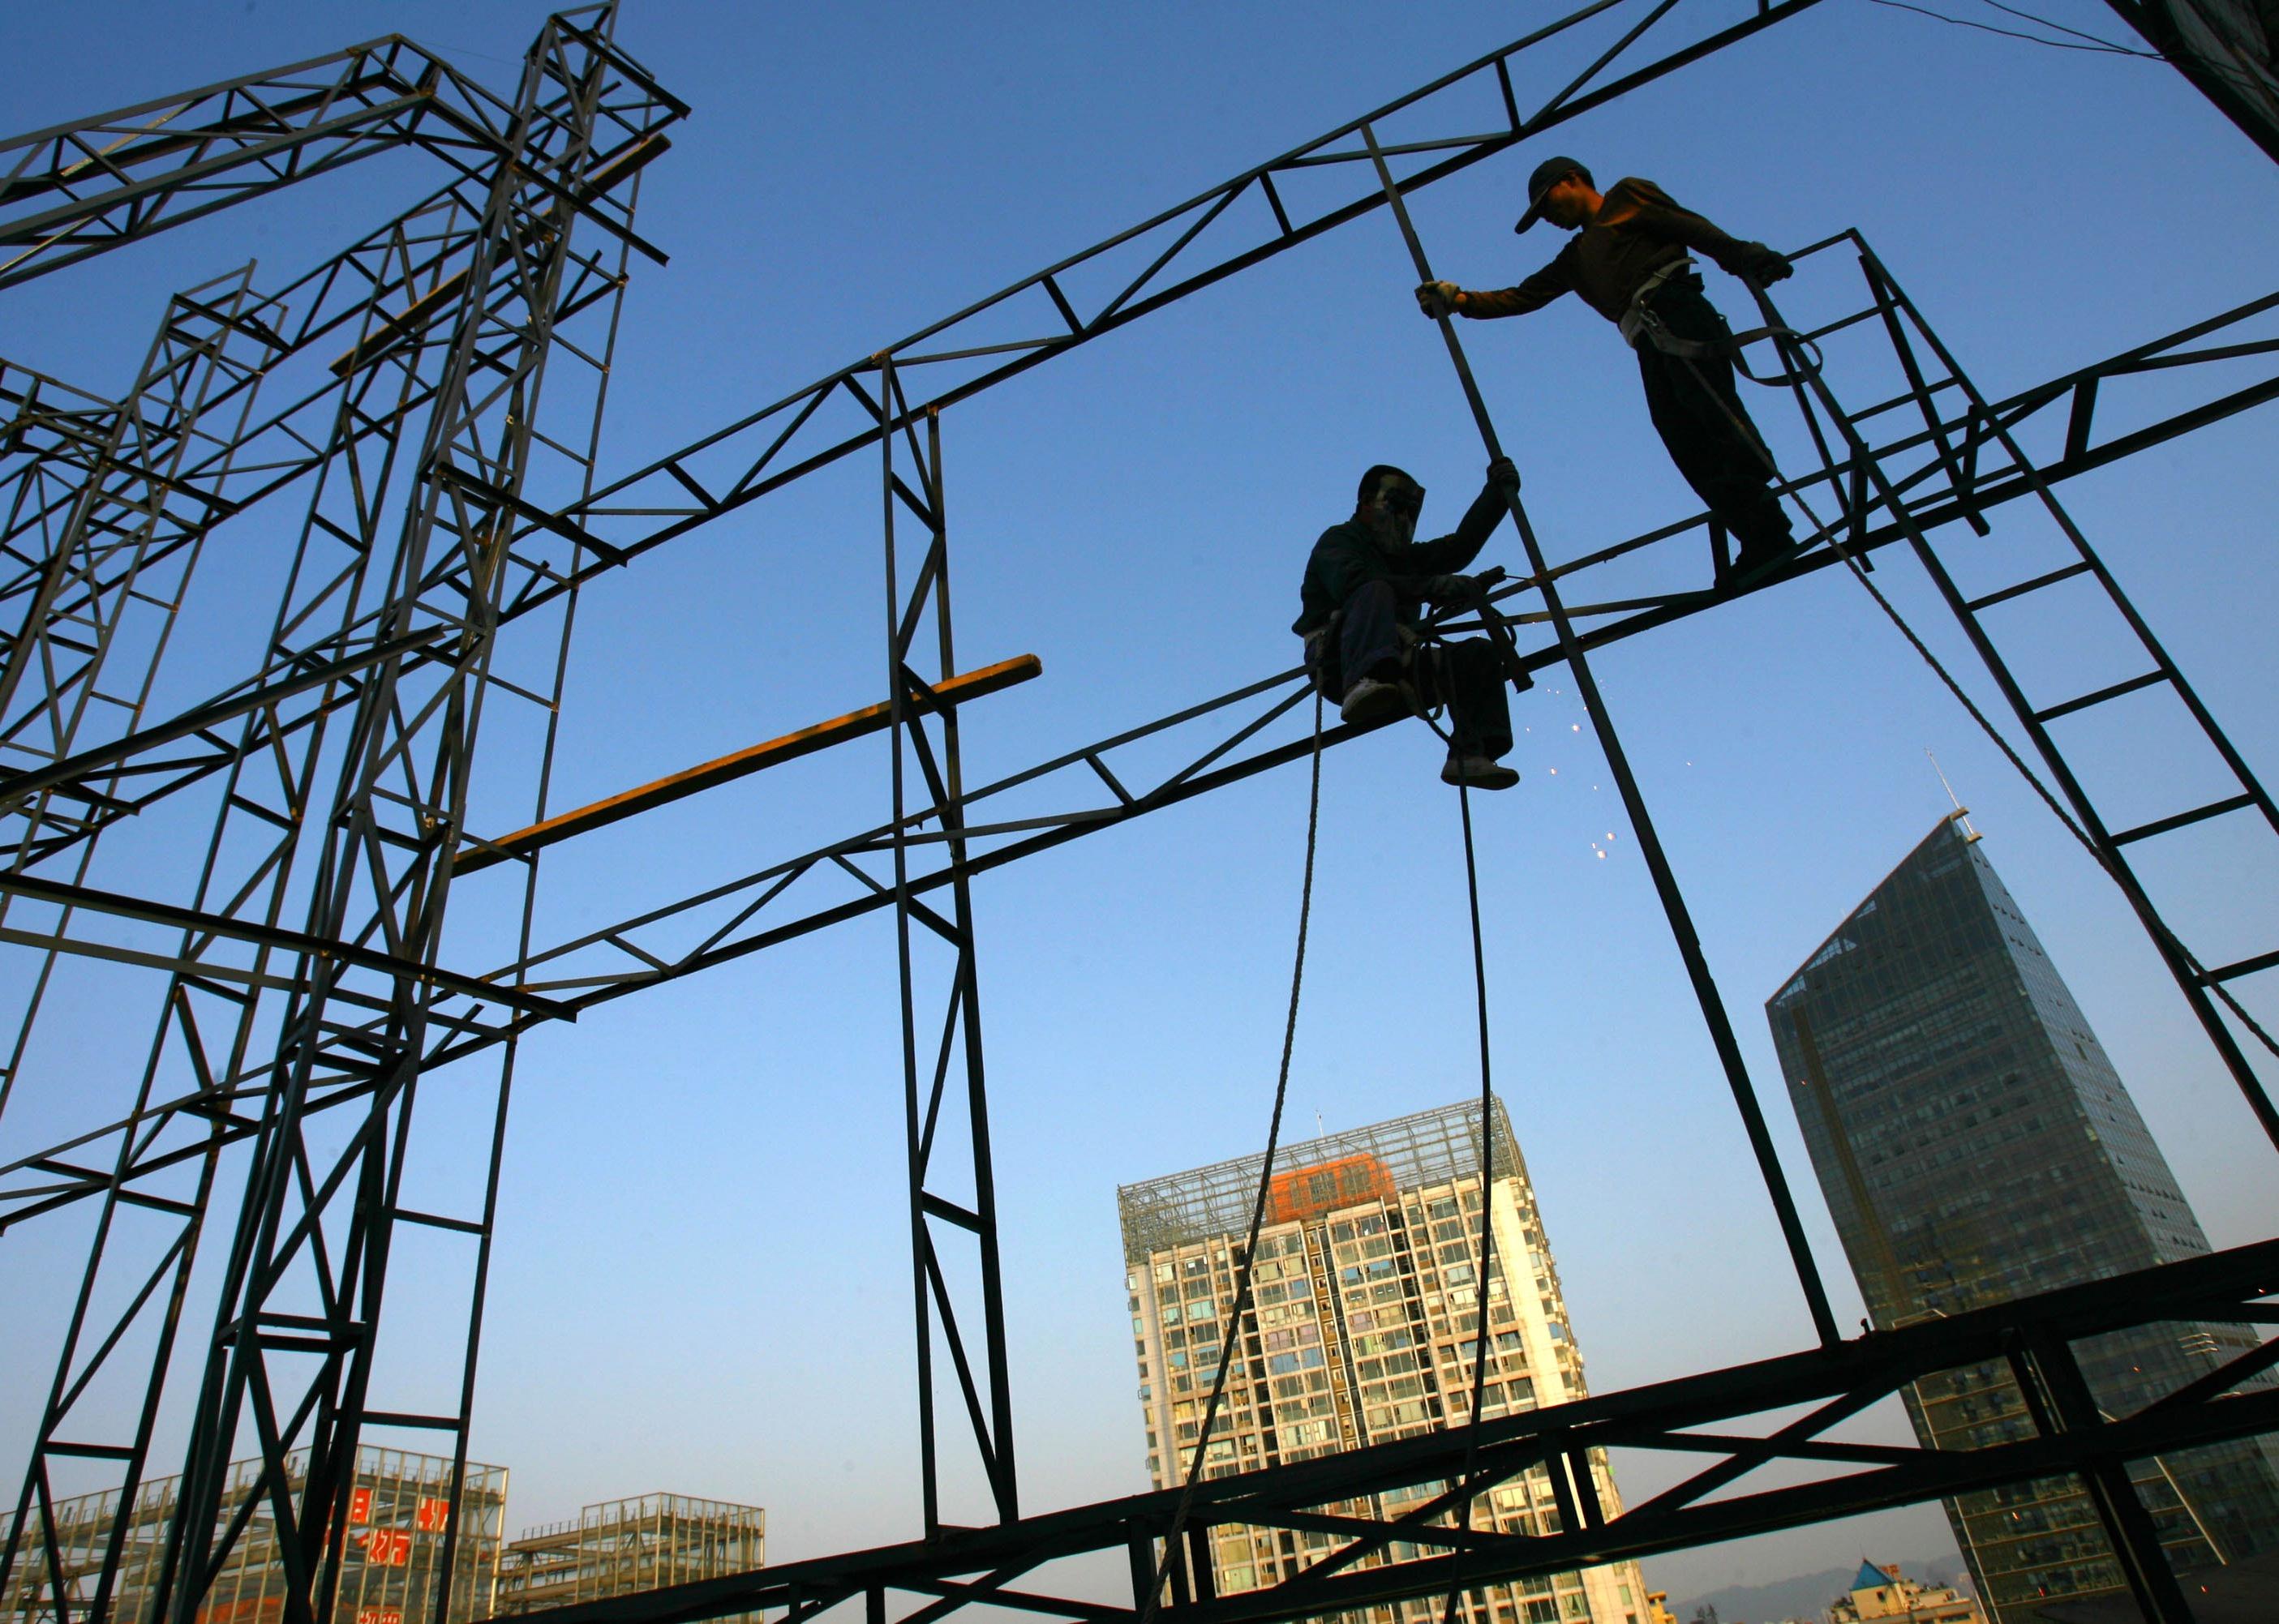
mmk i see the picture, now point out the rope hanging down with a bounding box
[1139,675,1509,1624]
[1411,708,1504,1624]
[1136,696,1322,1624]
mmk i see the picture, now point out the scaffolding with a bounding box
[495,1498,763,1618]
[1117,1099,1526,1265]
[3,4,2277,1624]
[0,1450,507,1624]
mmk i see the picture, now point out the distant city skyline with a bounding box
[0,1446,509,1624]
[1766,813,2279,1620]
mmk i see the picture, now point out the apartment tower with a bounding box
[1117,1099,1652,1624]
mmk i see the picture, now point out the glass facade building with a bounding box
[0,1446,507,1624]
[1116,1099,1654,1624]
[1763,813,2279,1621]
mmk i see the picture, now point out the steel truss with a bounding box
[479,1240,2279,1624]
[0,22,677,292]
[2,3,2276,1624]
[15,260,2260,1185]
[0,9,677,1624]
[0,60,676,874]
[877,382,1019,1533]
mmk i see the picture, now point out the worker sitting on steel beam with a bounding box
[1415,157,1796,589]
[1294,457,1525,791]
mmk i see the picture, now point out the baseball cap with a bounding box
[1515,156,1592,234]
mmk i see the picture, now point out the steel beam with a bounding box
[0,20,683,291]
[488,1240,2279,1624]
[8,273,2273,1240]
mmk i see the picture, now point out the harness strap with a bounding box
[1615,255,1700,349]
[1620,255,1824,384]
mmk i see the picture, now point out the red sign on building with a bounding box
[358,1530,413,1566]
[357,1609,404,1624]
[347,1488,373,1525]
[414,1497,452,1532]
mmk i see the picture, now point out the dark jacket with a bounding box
[1291,480,1505,636]
[1455,177,1766,324]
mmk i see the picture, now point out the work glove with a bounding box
[1417,573,1481,608]
[1415,281,1463,319]
[1485,456,1519,496]
[1736,242,1793,286]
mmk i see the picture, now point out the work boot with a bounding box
[1735,538,1796,576]
[1340,677,1410,726]
[1440,753,1520,791]
[1730,508,1797,577]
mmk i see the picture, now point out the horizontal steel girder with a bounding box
[493,1240,2279,1624]
[0,14,685,290]
[6,272,2275,1232]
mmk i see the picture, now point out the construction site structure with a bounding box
[494,1497,764,1618]
[0,1449,507,1624]
[3,6,2278,1624]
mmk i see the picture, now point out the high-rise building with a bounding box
[1116,1099,1654,1624]
[1763,812,2279,1621]
[0,1446,508,1624]
[494,1494,764,1616]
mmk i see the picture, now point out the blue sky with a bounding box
[3,0,2277,1611]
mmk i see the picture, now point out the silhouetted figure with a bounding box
[1293,459,1525,791]
[1418,157,1796,588]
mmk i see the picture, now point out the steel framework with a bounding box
[2,5,2275,1624]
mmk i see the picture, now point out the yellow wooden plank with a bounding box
[454,653,1041,875]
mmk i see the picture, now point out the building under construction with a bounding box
[495,1496,763,1618]
[0,1448,506,1624]
[3,6,2278,1624]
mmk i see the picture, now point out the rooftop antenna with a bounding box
[1315,1108,1327,1141]
[1927,748,1981,842]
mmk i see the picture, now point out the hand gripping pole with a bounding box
[1359,124,1840,1353]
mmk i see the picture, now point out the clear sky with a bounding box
[3,0,2277,1613]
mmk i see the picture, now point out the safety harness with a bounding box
[1620,255,1822,386]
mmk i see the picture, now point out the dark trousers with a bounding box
[1634,283,1792,564]
[1335,580,1513,759]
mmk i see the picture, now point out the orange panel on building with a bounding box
[1265,1154,1395,1223]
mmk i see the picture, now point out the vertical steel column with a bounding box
[1362,125,1839,1349]
[0,213,453,1624]
[0,265,277,794]
[421,126,650,1624]
[148,15,638,1624]
[2008,1336,2202,1623]
[879,366,1019,1535]
[0,262,272,1129]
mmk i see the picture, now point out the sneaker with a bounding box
[1441,754,1520,791]
[1340,677,1410,726]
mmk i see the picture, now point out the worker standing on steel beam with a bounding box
[1414,158,1796,589]
[1294,457,1526,791]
